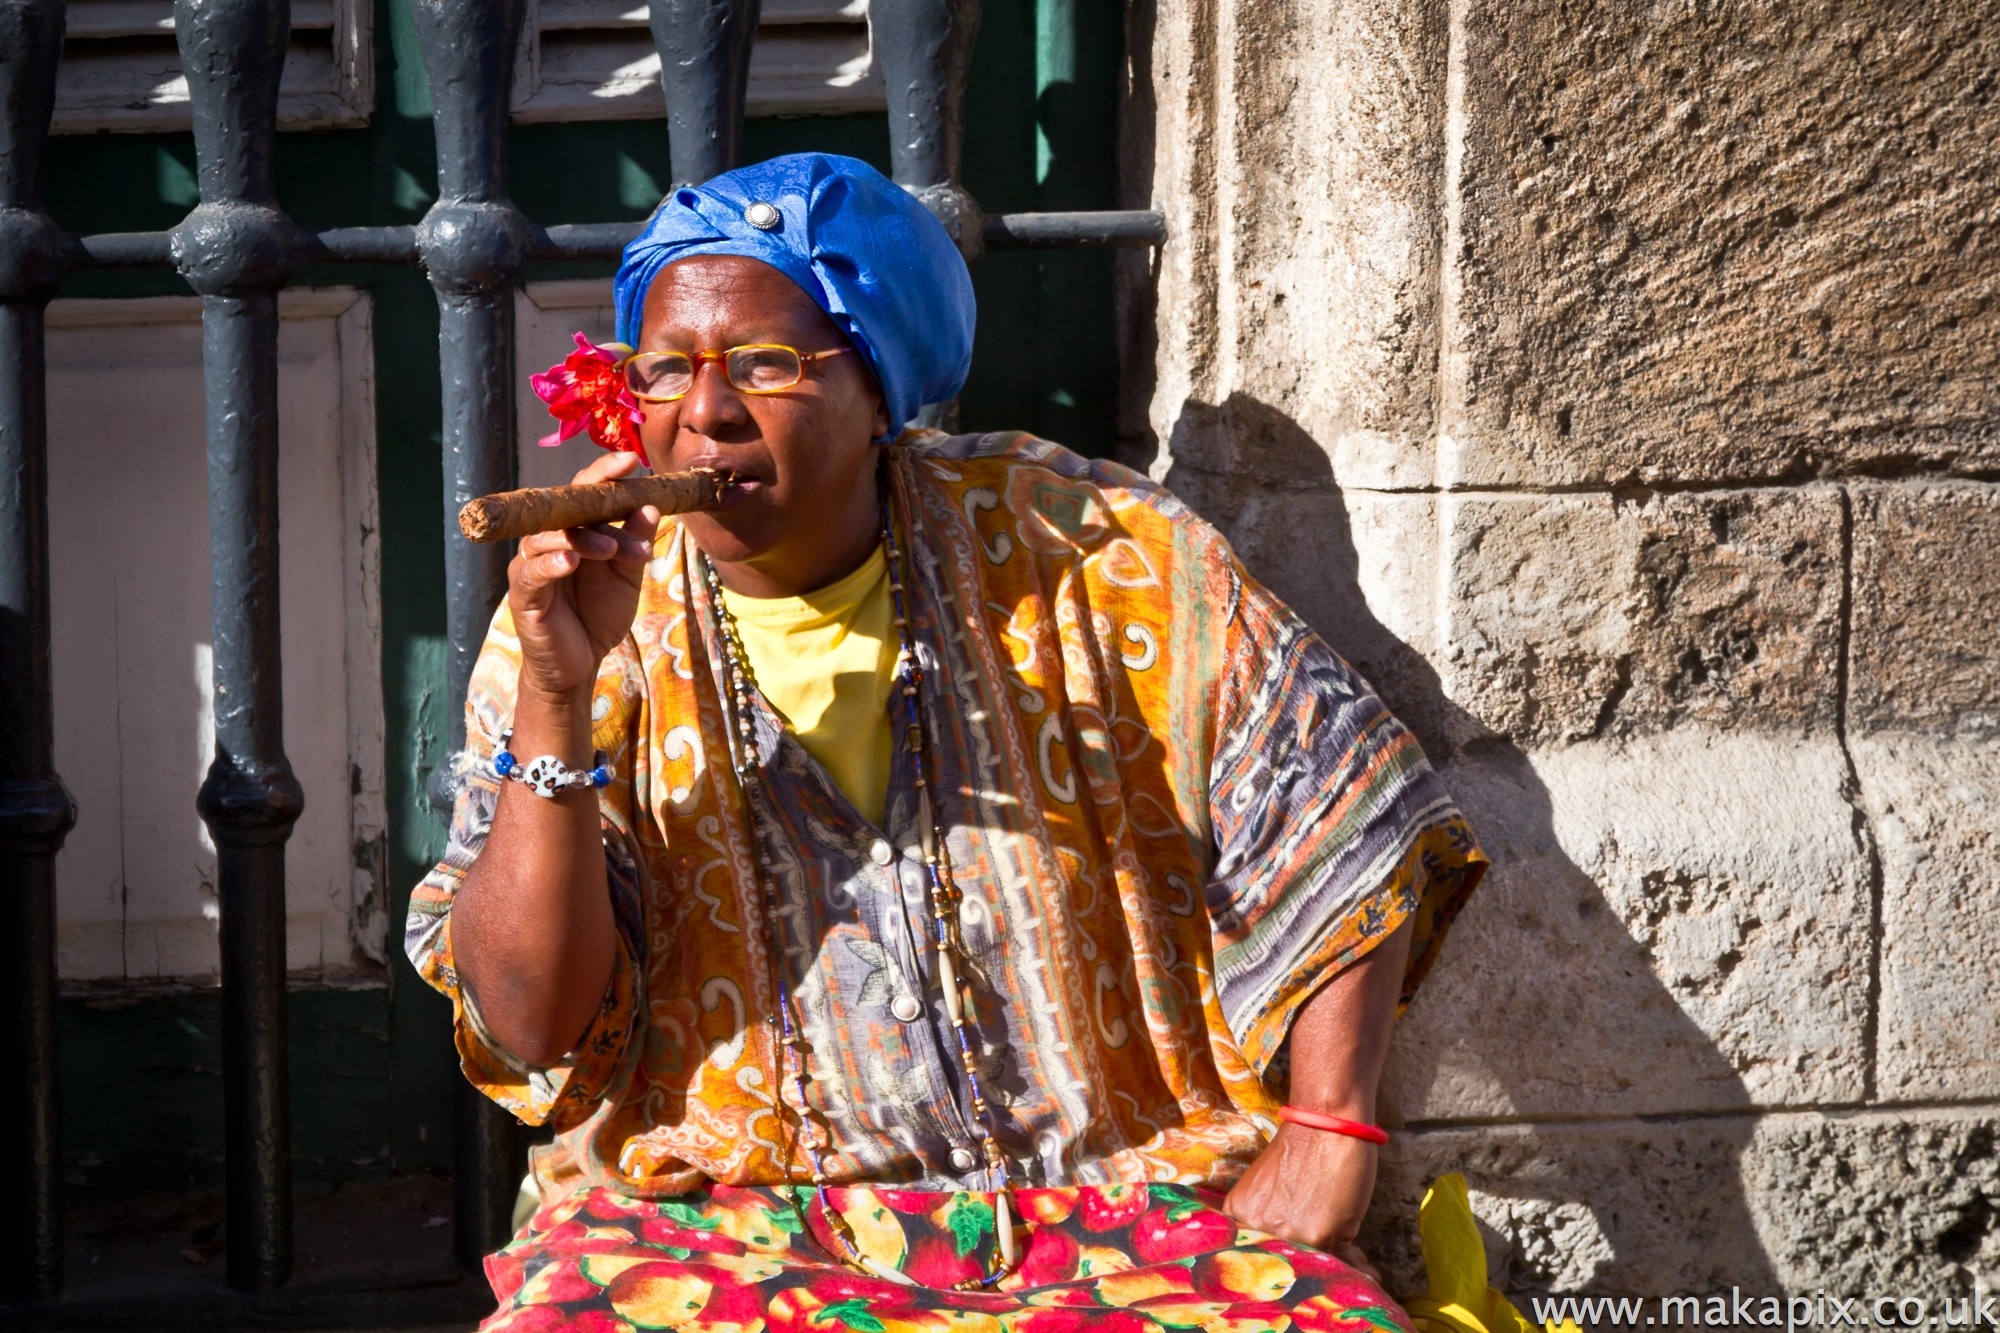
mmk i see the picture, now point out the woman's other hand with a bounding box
[1222,1124,1381,1281]
[508,450,661,702]
[1220,917,1412,1283]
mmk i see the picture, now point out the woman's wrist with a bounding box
[517,670,593,714]
[1284,1082,1379,1124]
[509,681,595,763]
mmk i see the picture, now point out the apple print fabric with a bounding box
[482,1181,1413,1333]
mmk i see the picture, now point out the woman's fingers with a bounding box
[615,506,662,564]
[535,456,653,567]
[511,546,580,594]
[520,524,621,565]
[1333,1243,1382,1285]
[571,450,643,486]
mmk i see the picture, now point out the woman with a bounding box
[409,152,1486,1331]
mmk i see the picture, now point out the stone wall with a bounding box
[1121,0,2000,1303]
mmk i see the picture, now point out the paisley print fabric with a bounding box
[483,1182,1415,1333]
[407,430,1485,1207]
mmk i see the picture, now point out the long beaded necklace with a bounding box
[698,489,1021,1291]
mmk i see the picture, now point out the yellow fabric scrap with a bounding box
[1406,1173,1583,1333]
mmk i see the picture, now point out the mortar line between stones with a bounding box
[1834,484,1887,1107]
[1197,472,2000,500]
[1400,1095,2000,1134]
[1433,0,1469,490]
[1210,0,1239,398]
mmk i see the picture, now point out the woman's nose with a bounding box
[677,356,751,439]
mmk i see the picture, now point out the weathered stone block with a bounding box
[1442,1,2000,487]
[1138,0,1448,488]
[1743,1110,2000,1297]
[1842,487,2000,1105]
[1851,483,2000,734]
[1359,1110,2000,1301]
[1160,395,1364,493]
[1360,1117,1774,1299]
[1384,731,1872,1120]
[1441,489,1843,748]
[1854,733,2000,1102]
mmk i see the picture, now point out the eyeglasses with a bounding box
[622,344,855,403]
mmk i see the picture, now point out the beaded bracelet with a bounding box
[1277,1106,1390,1145]
[492,729,613,799]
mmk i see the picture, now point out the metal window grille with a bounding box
[0,0,1161,1321]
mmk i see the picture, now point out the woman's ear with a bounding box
[873,395,891,439]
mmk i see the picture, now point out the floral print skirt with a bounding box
[482,1182,1410,1333]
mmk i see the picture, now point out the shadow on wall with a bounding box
[1145,394,1780,1300]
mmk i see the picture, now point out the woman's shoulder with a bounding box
[899,428,1228,551]
[898,429,1250,644]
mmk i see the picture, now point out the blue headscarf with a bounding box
[613,153,976,438]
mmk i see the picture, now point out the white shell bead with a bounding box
[938,949,961,1023]
[860,1255,917,1286]
[995,1190,1017,1267]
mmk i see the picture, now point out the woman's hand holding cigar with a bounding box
[506,451,663,709]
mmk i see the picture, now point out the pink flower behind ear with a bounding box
[530,332,649,466]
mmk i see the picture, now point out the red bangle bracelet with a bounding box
[1277,1106,1390,1144]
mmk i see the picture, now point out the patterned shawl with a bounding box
[407,430,1485,1202]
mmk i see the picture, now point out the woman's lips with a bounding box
[713,473,764,509]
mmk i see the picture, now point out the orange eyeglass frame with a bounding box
[622,344,855,403]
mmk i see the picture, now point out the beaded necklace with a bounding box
[698,491,1021,1291]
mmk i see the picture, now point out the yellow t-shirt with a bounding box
[718,545,896,826]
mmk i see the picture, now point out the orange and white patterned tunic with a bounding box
[407,430,1485,1207]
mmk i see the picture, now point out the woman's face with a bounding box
[635,255,889,594]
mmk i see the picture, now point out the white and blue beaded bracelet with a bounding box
[492,729,613,799]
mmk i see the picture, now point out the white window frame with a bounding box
[53,0,373,134]
[45,290,388,980]
[512,0,880,123]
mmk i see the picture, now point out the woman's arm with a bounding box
[451,686,619,1067]
[450,452,658,1067]
[1222,916,1413,1274]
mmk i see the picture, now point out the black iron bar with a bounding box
[871,0,984,253]
[405,0,531,1270]
[982,210,1167,250]
[873,0,981,427]
[292,224,419,265]
[71,224,415,269]
[171,0,304,1292]
[0,0,75,1303]
[62,211,1168,274]
[66,229,176,268]
[530,220,649,262]
[527,212,1169,260]
[649,0,761,187]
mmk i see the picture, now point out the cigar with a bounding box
[457,468,732,543]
